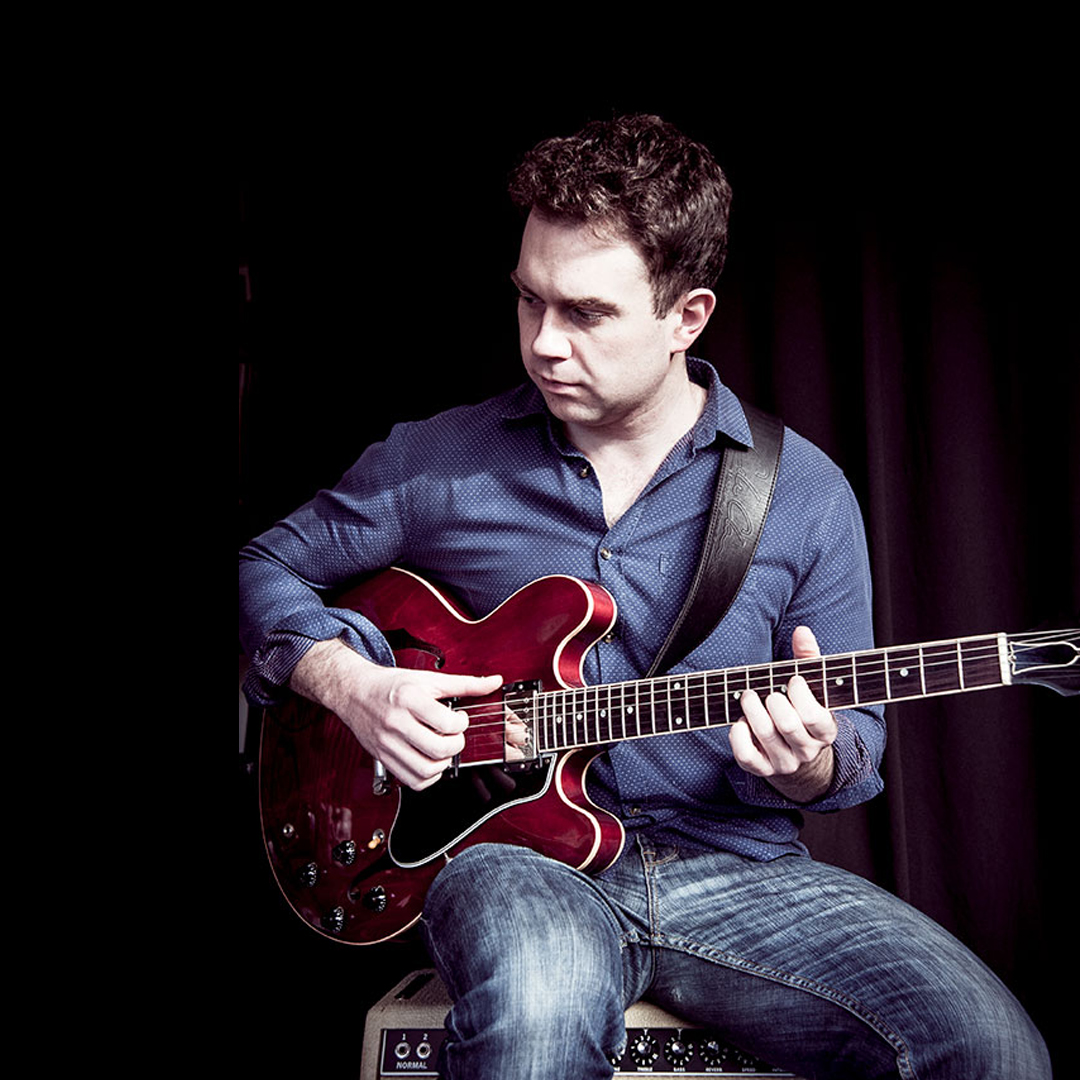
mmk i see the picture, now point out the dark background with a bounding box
[239,76,1077,1076]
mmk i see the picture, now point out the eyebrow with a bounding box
[510,271,620,314]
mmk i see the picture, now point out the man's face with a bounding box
[513,212,684,438]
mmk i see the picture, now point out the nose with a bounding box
[529,308,573,361]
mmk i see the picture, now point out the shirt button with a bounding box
[600,548,612,560]
[579,465,590,478]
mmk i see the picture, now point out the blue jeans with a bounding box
[420,839,1049,1079]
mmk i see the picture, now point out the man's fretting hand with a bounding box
[729,626,837,803]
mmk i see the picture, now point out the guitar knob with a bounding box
[362,886,388,912]
[629,1033,659,1067]
[332,840,358,866]
[320,907,346,934]
[296,861,319,888]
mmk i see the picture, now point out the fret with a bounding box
[918,646,926,695]
[686,674,708,729]
[772,660,798,700]
[729,666,751,713]
[748,665,771,699]
[613,684,623,740]
[592,685,603,745]
[961,637,1004,690]
[663,675,674,733]
[886,648,923,702]
[823,654,856,709]
[857,651,888,704]
[923,643,963,695]
[633,680,641,739]
[671,677,686,730]
[699,672,710,728]
[573,687,586,748]
[806,657,828,706]
[957,641,965,690]
[539,690,549,752]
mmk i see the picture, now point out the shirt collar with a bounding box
[499,358,754,449]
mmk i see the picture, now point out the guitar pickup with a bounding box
[502,679,541,771]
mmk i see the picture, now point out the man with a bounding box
[240,115,1048,1078]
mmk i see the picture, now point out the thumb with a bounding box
[430,671,504,698]
[791,626,821,659]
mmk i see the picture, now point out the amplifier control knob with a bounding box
[629,1033,659,1067]
[699,1037,725,1067]
[296,861,319,888]
[665,1036,692,1065]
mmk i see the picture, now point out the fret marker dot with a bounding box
[900,667,909,677]
[674,682,682,690]
[626,707,633,714]
[676,717,684,725]
[836,678,844,685]
[600,710,607,718]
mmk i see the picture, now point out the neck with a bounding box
[567,356,706,461]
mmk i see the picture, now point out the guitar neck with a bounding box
[534,633,1011,754]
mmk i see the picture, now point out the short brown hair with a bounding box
[509,114,733,316]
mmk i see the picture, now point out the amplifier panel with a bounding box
[361,970,804,1079]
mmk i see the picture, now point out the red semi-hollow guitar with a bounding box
[258,567,1078,945]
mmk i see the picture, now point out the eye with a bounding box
[573,308,606,325]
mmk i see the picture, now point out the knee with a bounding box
[905,978,1050,1079]
[421,845,626,1064]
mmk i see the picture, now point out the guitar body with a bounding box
[259,567,1079,945]
[259,567,622,945]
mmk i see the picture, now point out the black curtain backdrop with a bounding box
[239,84,1077,1076]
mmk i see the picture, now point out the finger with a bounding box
[739,690,800,773]
[728,718,773,776]
[388,706,467,761]
[382,742,460,791]
[391,681,469,735]
[791,625,821,659]
[786,676,837,743]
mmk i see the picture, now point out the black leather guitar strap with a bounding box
[645,401,784,677]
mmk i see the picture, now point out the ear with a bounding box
[669,289,716,353]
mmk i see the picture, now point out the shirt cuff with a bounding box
[727,710,883,812]
[242,606,397,706]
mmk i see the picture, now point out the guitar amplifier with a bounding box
[360,970,805,1078]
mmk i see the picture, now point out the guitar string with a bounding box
[448,636,1076,734]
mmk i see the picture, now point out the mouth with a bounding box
[535,375,578,393]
